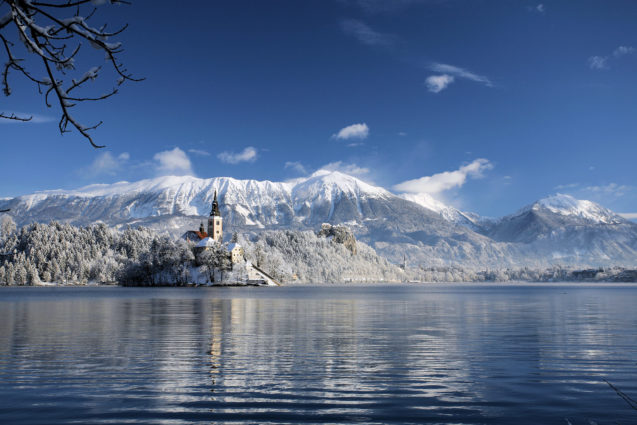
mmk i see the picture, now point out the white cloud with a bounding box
[584,183,631,197]
[425,74,455,93]
[619,212,637,220]
[588,55,609,70]
[588,46,634,70]
[398,132,407,136]
[425,63,492,93]
[153,147,193,175]
[554,183,580,191]
[526,3,545,13]
[187,148,210,156]
[332,123,369,140]
[393,158,493,195]
[343,0,430,13]
[553,182,634,205]
[319,161,370,176]
[217,146,258,164]
[613,45,635,58]
[86,151,130,176]
[429,63,493,87]
[340,19,395,47]
[285,161,307,175]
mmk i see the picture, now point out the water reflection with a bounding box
[0,285,636,424]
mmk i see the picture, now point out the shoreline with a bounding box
[0,280,635,288]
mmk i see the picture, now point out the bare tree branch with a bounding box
[0,0,141,148]
[31,1,132,8]
[0,111,30,120]
[604,379,637,411]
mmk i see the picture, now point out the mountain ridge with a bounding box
[2,172,636,268]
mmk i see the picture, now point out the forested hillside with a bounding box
[0,217,410,285]
[1,217,635,285]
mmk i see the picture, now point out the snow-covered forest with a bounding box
[0,216,635,286]
[0,216,411,285]
[235,230,409,283]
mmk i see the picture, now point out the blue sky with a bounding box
[1,0,636,218]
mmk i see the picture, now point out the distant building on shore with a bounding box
[228,243,244,264]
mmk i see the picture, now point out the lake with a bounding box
[0,284,636,424]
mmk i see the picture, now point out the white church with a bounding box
[182,191,279,286]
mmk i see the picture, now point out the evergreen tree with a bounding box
[14,265,27,286]
[0,215,16,240]
[26,262,41,285]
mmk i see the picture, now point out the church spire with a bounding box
[208,190,223,242]
[210,190,221,217]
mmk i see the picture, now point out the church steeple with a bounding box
[208,190,223,242]
[210,190,221,217]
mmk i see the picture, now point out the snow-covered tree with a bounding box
[26,261,40,285]
[197,242,231,283]
[13,262,27,285]
[0,215,16,238]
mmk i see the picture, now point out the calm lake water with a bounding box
[0,284,636,424]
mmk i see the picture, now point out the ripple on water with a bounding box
[0,284,636,424]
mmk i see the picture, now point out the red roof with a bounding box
[182,230,209,242]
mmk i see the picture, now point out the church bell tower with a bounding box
[208,190,223,243]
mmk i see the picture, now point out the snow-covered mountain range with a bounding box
[2,171,636,268]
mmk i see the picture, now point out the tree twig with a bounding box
[0,0,141,147]
[0,112,30,121]
[604,379,637,411]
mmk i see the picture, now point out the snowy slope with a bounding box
[532,194,623,224]
[485,194,628,242]
[399,192,484,230]
[0,171,402,230]
[20,175,292,219]
[2,175,637,267]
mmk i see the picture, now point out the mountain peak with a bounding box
[293,170,390,198]
[530,193,623,224]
